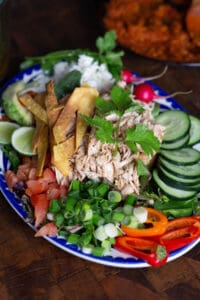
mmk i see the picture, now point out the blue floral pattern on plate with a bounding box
[0,66,199,268]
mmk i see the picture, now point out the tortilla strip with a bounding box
[51,135,75,176]
[75,88,98,149]
[19,93,48,124]
[34,91,46,107]
[36,123,49,176]
[45,80,63,128]
[53,86,98,145]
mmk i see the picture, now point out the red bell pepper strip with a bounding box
[115,236,168,267]
[121,207,168,237]
[159,217,200,252]
[164,216,200,232]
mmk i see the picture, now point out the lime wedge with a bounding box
[0,121,20,145]
[11,126,36,156]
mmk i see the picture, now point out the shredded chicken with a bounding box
[69,103,165,197]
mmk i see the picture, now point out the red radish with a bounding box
[122,66,168,85]
[134,82,192,103]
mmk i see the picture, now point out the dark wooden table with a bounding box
[0,1,200,299]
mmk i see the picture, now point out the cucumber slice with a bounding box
[157,164,200,185]
[156,110,190,143]
[157,167,200,191]
[153,169,196,200]
[160,148,200,165]
[161,134,189,150]
[188,115,200,146]
[159,156,200,178]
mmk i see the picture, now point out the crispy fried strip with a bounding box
[19,93,48,124]
[53,86,98,145]
[36,124,49,176]
[51,135,75,176]
[75,88,98,149]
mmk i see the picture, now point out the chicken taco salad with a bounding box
[0,31,200,267]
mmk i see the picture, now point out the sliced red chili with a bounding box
[115,236,168,267]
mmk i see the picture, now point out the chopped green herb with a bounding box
[125,124,160,155]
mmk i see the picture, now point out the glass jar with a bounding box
[0,0,9,80]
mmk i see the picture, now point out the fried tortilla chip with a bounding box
[51,135,75,176]
[53,86,98,145]
[36,123,49,176]
[45,80,63,128]
[75,88,98,149]
[19,93,48,124]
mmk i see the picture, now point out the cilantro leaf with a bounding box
[96,31,116,54]
[111,85,132,112]
[137,159,150,177]
[96,97,117,115]
[124,104,145,114]
[82,115,116,143]
[125,124,160,155]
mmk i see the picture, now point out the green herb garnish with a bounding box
[20,31,124,80]
[83,85,160,156]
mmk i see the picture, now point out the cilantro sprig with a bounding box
[96,85,144,116]
[20,31,124,80]
[83,85,161,157]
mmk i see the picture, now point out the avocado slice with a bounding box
[2,80,34,126]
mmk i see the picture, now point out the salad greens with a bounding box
[20,31,124,80]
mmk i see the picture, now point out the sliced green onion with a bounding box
[126,215,140,228]
[96,183,109,197]
[101,239,112,255]
[49,199,61,213]
[108,191,122,203]
[82,245,94,254]
[111,211,125,222]
[122,204,133,216]
[69,180,80,191]
[133,206,148,223]
[47,212,54,221]
[121,215,131,226]
[104,223,118,238]
[65,196,77,212]
[82,203,93,221]
[93,214,105,226]
[67,233,80,244]
[124,194,136,206]
[94,225,108,241]
[55,213,65,226]
[92,246,105,257]
[79,231,93,246]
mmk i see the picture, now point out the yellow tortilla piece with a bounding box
[45,80,64,128]
[19,93,48,124]
[36,124,49,177]
[51,135,75,176]
[75,91,97,149]
[53,86,98,145]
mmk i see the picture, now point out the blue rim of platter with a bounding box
[0,65,199,268]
